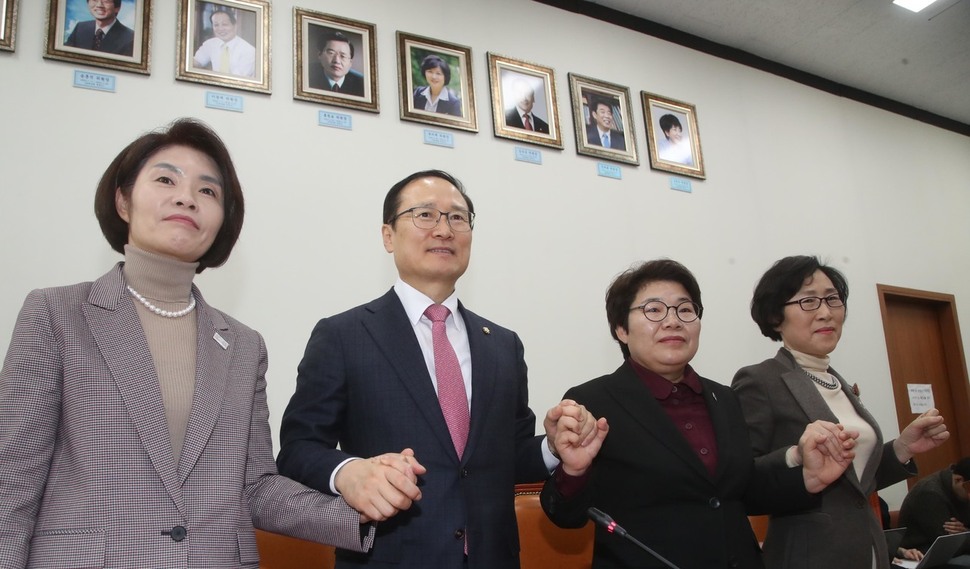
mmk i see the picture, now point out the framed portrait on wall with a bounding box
[44,0,152,74]
[397,31,477,132]
[176,0,270,94]
[642,91,705,179]
[568,73,638,165]
[1,0,20,52]
[487,52,562,149]
[294,8,378,113]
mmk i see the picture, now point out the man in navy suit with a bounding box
[65,0,134,56]
[504,79,550,134]
[585,98,626,151]
[278,170,599,569]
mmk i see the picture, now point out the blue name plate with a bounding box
[670,177,693,193]
[205,91,244,113]
[514,146,542,165]
[73,70,116,92]
[423,129,455,148]
[318,110,352,130]
[597,162,622,179]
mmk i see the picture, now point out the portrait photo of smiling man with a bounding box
[308,27,365,96]
[192,4,256,78]
[64,0,135,56]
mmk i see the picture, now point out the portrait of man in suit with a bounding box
[277,170,595,569]
[64,0,135,57]
[504,77,550,134]
[585,96,626,151]
[192,6,256,78]
[308,27,365,96]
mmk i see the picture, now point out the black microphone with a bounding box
[587,507,683,569]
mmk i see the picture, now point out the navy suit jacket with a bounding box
[412,88,462,117]
[65,19,134,56]
[542,362,817,569]
[278,289,550,569]
[586,125,626,151]
[505,108,550,134]
[308,65,365,97]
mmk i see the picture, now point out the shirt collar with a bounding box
[393,278,461,328]
[628,358,702,400]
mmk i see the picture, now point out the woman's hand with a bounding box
[798,420,858,493]
[893,408,949,463]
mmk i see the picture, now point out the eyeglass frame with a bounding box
[389,206,476,232]
[629,300,702,323]
[783,294,845,311]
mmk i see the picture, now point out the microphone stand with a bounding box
[588,507,683,569]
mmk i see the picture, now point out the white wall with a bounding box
[2,0,969,508]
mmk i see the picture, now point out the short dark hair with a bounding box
[93,118,245,273]
[317,30,354,59]
[950,457,970,479]
[750,255,849,341]
[210,9,236,25]
[590,99,611,114]
[382,170,474,225]
[659,114,682,134]
[420,54,451,85]
[605,259,703,359]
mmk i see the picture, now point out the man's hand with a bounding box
[334,448,426,523]
[543,399,597,448]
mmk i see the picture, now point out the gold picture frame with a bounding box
[397,31,477,132]
[642,91,705,179]
[569,73,639,165]
[176,0,270,94]
[487,52,562,149]
[293,8,378,113]
[44,0,152,74]
[1,0,20,52]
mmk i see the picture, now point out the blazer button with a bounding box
[708,497,721,509]
[454,529,465,540]
[460,468,469,478]
[163,525,187,542]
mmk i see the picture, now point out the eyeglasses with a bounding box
[784,294,845,311]
[629,300,701,323]
[391,207,475,232]
[323,49,351,62]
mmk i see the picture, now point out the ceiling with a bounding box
[555,0,970,133]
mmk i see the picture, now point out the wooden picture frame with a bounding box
[176,0,270,94]
[488,52,562,149]
[293,8,378,113]
[643,91,705,179]
[397,31,477,132]
[569,73,639,165]
[1,0,20,52]
[44,0,152,74]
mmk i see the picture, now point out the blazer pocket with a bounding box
[237,529,260,567]
[29,528,106,568]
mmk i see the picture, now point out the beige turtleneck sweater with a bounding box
[122,245,198,463]
[786,346,878,480]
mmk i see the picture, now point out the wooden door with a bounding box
[878,285,970,487]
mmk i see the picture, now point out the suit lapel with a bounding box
[362,290,458,460]
[461,304,495,465]
[177,290,231,483]
[82,266,185,513]
[606,364,713,482]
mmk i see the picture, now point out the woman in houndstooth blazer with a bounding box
[0,119,396,568]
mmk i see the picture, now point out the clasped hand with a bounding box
[334,448,427,523]
[797,420,859,493]
[544,399,609,476]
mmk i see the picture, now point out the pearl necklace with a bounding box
[126,285,196,318]
[805,371,839,390]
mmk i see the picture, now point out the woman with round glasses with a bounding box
[732,255,949,569]
[542,259,856,568]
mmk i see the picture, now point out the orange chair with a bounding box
[255,529,334,569]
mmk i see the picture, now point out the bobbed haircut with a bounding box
[93,118,245,273]
[605,259,704,359]
[750,255,849,341]
[659,113,682,134]
[382,170,474,225]
[420,54,451,85]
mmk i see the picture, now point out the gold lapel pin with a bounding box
[482,326,490,335]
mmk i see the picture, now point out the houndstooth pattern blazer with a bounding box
[0,264,373,569]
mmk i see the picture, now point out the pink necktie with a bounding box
[523,114,534,131]
[424,304,469,458]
